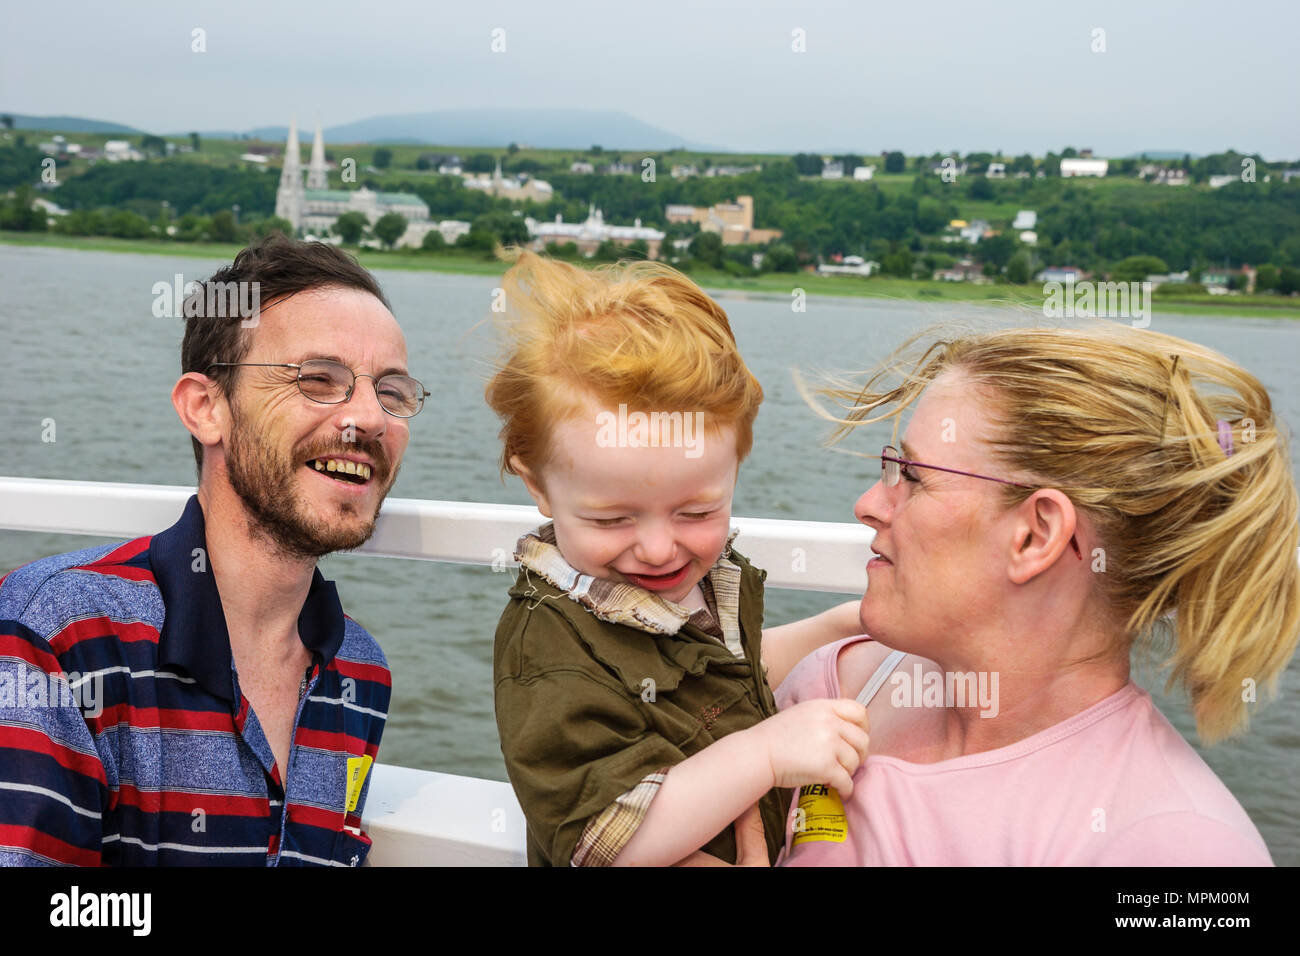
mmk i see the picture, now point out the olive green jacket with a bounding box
[493,547,791,867]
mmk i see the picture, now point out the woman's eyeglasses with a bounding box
[206,359,430,418]
[879,445,1083,559]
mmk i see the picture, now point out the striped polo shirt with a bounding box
[0,495,391,866]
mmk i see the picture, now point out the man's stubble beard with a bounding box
[224,402,399,560]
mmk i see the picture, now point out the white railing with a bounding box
[0,476,876,865]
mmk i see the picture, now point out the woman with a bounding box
[775,323,1298,865]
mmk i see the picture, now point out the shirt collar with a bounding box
[513,522,745,653]
[149,495,347,701]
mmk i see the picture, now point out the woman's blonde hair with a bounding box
[485,248,763,481]
[804,321,1299,745]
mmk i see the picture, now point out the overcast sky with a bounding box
[3,0,1297,158]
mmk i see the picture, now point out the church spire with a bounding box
[275,118,304,232]
[307,123,328,189]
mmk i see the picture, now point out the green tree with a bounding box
[373,148,393,170]
[884,151,905,174]
[593,240,623,262]
[1254,264,1280,292]
[189,131,201,152]
[1005,250,1032,284]
[979,233,1016,270]
[465,153,496,173]
[689,230,724,268]
[1112,255,1169,282]
[471,211,529,246]
[105,209,152,238]
[250,216,293,238]
[209,210,238,242]
[0,186,48,231]
[881,247,914,277]
[333,211,368,244]
[421,229,446,251]
[373,212,408,248]
[764,243,798,272]
[792,153,823,176]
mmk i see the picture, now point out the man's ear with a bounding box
[509,454,552,517]
[173,373,226,459]
[1007,489,1077,585]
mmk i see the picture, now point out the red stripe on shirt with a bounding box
[0,631,63,673]
[0,823,101,866]
[331,657,391,686]
[48,617,160,655]
[87,703,236,736]
[285,802,345,831]
[83,537,153,570]
[114,783,268,818]
[0,723,109,786]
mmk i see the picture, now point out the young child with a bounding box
[487,250,869,867]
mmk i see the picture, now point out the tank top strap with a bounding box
[856,649,906,706]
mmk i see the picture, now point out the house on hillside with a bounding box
[1036,265,1089,283]
[1060,157,1107,177]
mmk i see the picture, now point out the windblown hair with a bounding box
[803,322,1300,745]
[485,249,763,480]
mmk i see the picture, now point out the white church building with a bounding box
[275,120,468,248]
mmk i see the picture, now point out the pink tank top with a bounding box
[774,636,1273,866]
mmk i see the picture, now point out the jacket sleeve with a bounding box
[494,614,688,866]
[0,617,107,866]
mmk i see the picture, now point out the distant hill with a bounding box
[0,113,142,134]
[0,107,709,150]
[237,109,714,151]
[1127,150,1200,160]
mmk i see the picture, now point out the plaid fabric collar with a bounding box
[513,522,747,657]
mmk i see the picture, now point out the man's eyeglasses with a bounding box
[879,445,1082,560]
[206,359,430,418]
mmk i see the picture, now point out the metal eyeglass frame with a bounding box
[880,445,1082,560]
[205,360,431,418]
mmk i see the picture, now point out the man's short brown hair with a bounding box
[179,233,392,479]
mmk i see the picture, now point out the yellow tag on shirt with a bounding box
[345,755,373,813]
[793,783,848,844]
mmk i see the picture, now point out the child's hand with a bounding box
[749,699,870,796]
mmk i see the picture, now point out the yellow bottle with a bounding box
[792,782,848,845]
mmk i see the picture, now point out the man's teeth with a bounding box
[312,459,371,480]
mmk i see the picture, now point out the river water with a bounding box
[2,245,1297,863]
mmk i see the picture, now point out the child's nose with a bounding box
[633,524,677,568]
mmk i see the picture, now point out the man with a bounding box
[0,234,425,865]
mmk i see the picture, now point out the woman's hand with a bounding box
[672,803,772,866]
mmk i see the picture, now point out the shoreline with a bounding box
[4,231,1298,319]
